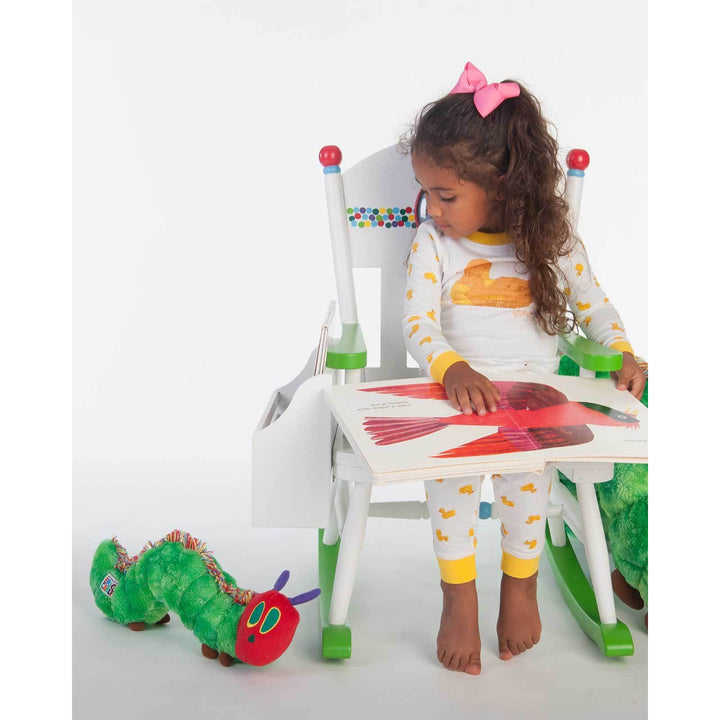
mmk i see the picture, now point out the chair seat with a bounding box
[333,434,373,483]
[555,462,615,484]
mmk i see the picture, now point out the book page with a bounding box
[325,372,647,484]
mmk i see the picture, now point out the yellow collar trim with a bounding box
[466,231,510,245]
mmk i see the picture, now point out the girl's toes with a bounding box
[498,640,512,661]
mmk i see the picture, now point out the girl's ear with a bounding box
[492,174,506,202]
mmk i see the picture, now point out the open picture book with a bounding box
[324,372,648,484]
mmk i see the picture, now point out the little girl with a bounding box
[403,62,646,675]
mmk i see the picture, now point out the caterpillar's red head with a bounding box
[235,570,320,666]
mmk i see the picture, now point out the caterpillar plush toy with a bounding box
[90,530,320,667]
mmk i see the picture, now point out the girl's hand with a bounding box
[443,361,501,415]
[611,352,646,400]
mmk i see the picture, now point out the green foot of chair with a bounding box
[318,530,352,659]
[545,525,634,657]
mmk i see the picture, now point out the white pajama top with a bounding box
[403,220,633,382]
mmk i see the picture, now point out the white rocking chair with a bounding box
[253,143,637,659]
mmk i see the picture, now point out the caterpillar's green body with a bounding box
[90,531,320,666]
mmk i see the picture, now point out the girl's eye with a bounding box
[440,196,456,203]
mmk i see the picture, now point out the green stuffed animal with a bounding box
[557,355,648,625]
[90,530,321,666]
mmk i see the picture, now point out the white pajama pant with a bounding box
[425,466,554,583]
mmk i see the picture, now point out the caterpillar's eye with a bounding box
[247,601,265,628]
[259,607,281,634]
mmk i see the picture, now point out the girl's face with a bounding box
[412,154,500,239]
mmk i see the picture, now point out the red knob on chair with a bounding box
[566,149,590,171]
[319,145,342,167]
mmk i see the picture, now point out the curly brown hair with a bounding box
[403,84,575,335]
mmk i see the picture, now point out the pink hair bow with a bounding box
[449,62,520,117]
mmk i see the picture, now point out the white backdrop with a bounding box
[70,2,651,715]
[74,0,647,492]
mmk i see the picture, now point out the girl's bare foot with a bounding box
[437,579,482,674]
[496,572,542,660]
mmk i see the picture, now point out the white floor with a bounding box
[73,468,647,720]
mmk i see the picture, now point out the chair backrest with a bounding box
[325,144,588,384]
[333,145,420,382]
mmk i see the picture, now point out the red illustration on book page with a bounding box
[324,373,647,484]
[360,381,639,458]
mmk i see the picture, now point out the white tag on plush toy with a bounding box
[100,573,118,597]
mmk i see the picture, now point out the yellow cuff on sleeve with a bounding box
[430,351,466,384]
[609,341,634,356]
[501,552,540,579]
[437,555,477,584]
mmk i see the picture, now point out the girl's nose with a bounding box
[426,198,441,219]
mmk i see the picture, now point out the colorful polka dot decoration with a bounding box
[346,206,417,229]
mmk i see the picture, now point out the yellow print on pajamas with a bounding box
[425,471,552,583]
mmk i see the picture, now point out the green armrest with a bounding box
[325,323,367,370]
[559,333,623,373]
